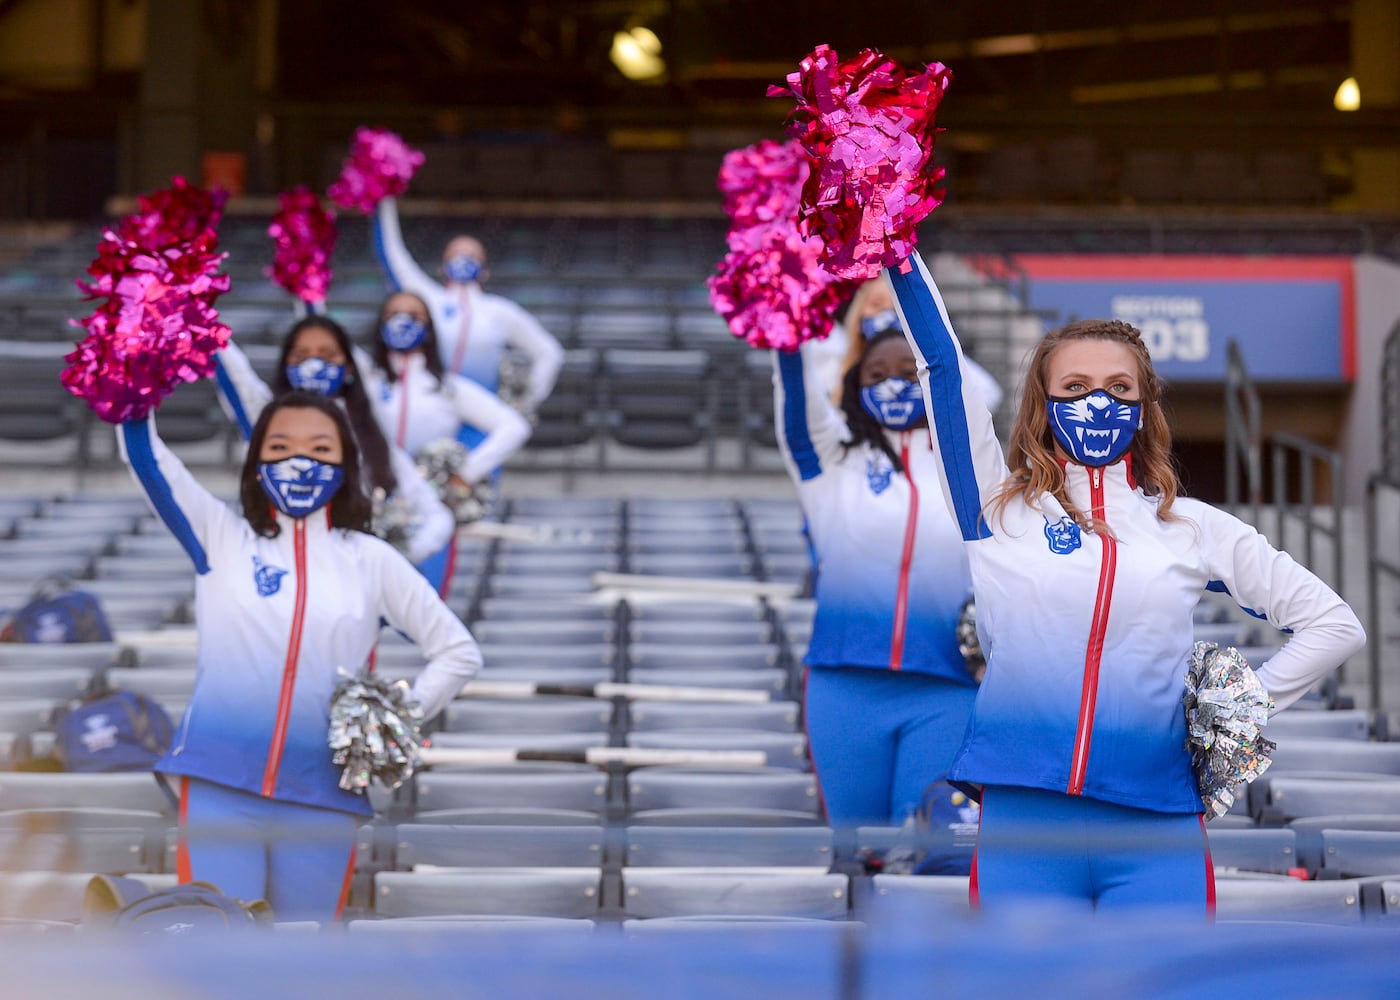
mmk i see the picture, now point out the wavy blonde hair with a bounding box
[985,319,1181,533]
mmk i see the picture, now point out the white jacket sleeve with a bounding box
[390,445,455,563]
[885,254,1009,543]
[1197,502,1366,712]
[117,414,241,574]
[771,342,851,483]
[448,375,533,480]
[373,196,438,297]
[374,542,482,722]
[212,341,273,442]
[496,297,564,408]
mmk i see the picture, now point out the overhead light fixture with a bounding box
[611,26,665,82]
[1334,77,1360,112]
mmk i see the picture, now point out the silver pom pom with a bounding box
[497,350,535,422]
[327,671,424,792]
[414,438,495,525]
[956,598,985,682]
[1182,641,1276,820]
[370,487,422,555]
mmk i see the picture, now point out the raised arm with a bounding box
[375,545,483,722]
[372,196,437,296]
[117,414,241,574]
[1198,503,1366,713]
[884,255,1007,542]
[389,445,455,563]
[212,339,273,442]
[449,375,533,481]
[771,341,850,483]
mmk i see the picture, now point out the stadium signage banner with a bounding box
[1013,255,1355,384]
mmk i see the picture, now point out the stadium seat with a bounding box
[407,807,603,827]
[411,765,609,815]
[0,871,175,923]
[627,668,790,696]
[392,823,605,869]
[1289,815,1400,874]
[625,645,781,672]
[620,870,849,920]
[423,731,609,754]
[1253,776,1400,824]
[1266,740,1400,776]
[373,869,602,919]
[0,643,121,673]
[1266,710,1373,742]
[626,730,809,770]
[623,825,833,869]
[440,698,614,735]
[1213,876,1365,925]
[1315,830,1400,880]
[852,874,972,921]
[0,807,162,874]
[0,668,95,701]
[627,767,819,815]
[627,621,776,646]
[1206,827,1301,876]
[626,701,799,734]
[0,772,173,814]
[347,914,597,935]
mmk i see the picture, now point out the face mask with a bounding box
[443,255,483,284]
[859,308,900,339]
[285,357,347,396]
[257,455,345,518]
[381,312,427,351]
[1046,389,1142,467]
[859,377,927,431]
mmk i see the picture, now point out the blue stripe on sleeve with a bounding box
[121,421,210,574]
[777,350,822,481]
[887,265,992,541]
[212,356,253,442]
[1204,579,1271,622]
[371,215,403,292]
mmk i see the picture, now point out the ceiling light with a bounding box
[1334,77,1360,112]
[611,27,665,81]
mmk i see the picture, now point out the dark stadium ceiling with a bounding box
[282,0,1364,145]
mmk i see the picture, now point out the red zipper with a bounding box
[889,432,919,670]
[1067,466,1116,796]
[262,516,309,796]
[395,364,410,450]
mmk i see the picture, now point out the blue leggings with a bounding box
[177,777,359,923]
[804,666,977,828]
[973,785,1214,915]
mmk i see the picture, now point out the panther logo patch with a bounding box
[252,555,288,597]
[1043,515,1082,555]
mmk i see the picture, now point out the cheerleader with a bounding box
[213,315,454,571]
[773,326,981,866]
[372,197,564,434]
[118,391,481,921]
[364,290,532,595]
[886,253,1365,913]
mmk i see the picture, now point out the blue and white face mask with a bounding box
[859,308,900,339]
[285,357,347,397]
[443,255,483,284]
[257,456,345,518]
[381,312,428,351]
[1046,389,1142,467]
[860,377,927,431]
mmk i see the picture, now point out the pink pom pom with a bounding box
[769,44,952,280]
[327,127,425,213]
[708,138,850,352]
[267,187,337,304]
[61,179,231,424]
[717,139,810,231]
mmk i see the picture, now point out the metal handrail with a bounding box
[1224,340,1262,523]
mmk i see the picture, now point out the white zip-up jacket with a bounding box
[373,197,564,408]
[362,351,532,476]
[886,254,1366,813]
[119,415,481,817]
[212,341,454,564]
[773,344,977,683]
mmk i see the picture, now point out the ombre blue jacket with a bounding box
[886,254,1366,813]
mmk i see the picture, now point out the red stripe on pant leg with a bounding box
[1199,814,1216,920]
[969,788,985,911]
[175,776,192,884]
[334,843,358,920]
[439,529,459,601]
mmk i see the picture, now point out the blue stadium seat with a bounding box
[373,869,601,919]
[393,823,605,869]
[627,767,818,815]
[1213,875,1365,925]
[623,825,833,868]
[620,870,849,920]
